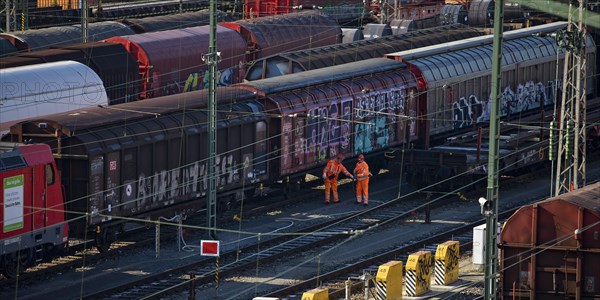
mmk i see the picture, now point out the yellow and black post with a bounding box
[375,260,403,300]
[434,241,460,285]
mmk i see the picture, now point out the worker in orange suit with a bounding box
[322,153,354,204]
[353,153,371,206]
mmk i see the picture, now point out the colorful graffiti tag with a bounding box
[353,87,408,154]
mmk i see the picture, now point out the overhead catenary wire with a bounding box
[5,93,580,241]
[6,81,599,235]
[2,107,596,298]
[2,4,596,300]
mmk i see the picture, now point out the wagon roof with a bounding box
[237,58,407,96]
[121,9,232,33]
[9,87,256,135]
[539,183,600,213]
[407,35,562,85]
[220,11,341,58]
[0,21,135,51]
[244,25,482,81]
[385,22,567,61]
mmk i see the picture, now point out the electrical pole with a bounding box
[484,0,503,299]
[206,0,219,239]
[554,0,587,196]
[3,0,10,32]
[82,0,88,42]
[18,0,25,30]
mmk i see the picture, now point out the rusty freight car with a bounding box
[500,182,600,299]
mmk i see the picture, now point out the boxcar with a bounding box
[386,22,596,146]
[0,42,139,104]
[5,88,268,251]
[220,11,342,61]
[501,182,600,299]
[236,58,421,178]
[244,24,483,81]
[106,25,248,99]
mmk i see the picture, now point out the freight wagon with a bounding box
[0,9,232,55]
[501,182,600,299]
[383,23,597,188]
[1,22,596,278]
[0,11,341,125]
[244,24,483,81]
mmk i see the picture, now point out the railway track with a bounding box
[80,176,486,299]
[63,148,577,299]
[264,175,600,300]
[0,176,323,293]
[6,128,597,298]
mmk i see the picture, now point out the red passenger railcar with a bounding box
[0,144,68,278]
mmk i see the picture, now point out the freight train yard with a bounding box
[1,0,600,299]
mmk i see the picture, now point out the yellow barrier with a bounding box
[434,241,460,285]
[405,251,432,296]
[375,260,403,300]
[301,287,328,300]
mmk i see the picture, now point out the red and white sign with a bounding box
[201,240,220,257]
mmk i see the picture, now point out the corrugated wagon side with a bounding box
[220,11,341,62]
[500,182,600,299]
[236,58,422,183]
[106,25,248,99]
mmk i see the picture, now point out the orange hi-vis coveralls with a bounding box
[354,160,370,204]
[323,159,353,203]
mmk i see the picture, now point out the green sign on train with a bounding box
[4,175,24,233]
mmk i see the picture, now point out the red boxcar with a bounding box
[0,143,67,278]
[236,58,422,177]
[501,182,600,299]
[220,11,341,61]
[106,25,248,99]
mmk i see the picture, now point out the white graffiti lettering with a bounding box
[452,80,559,129]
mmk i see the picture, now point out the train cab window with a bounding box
[45,163,55,185]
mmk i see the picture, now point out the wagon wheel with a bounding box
[370,163,382,177]
[95,228,115,253]
[244,187,256,200]
[2,254,18,278]
[292,176,305,192]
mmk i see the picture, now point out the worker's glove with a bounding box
[322,173,327,179]
[328,174,336,180]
